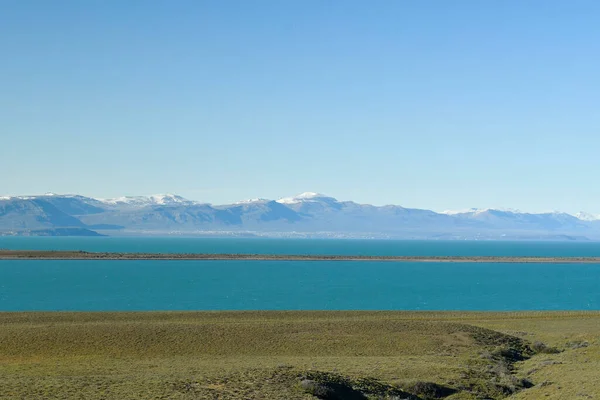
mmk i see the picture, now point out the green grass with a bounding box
[0,311,599,399]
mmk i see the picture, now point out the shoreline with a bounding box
[2,250,600,263]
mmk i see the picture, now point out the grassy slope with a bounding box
[0,311,598,399]
[469,313,600,399]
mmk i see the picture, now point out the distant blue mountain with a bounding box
[0,197,86,230]
[0,192,598,240]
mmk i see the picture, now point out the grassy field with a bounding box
[0,311,598,399]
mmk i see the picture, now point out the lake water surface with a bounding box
[1,238,599,311]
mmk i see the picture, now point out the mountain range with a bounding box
[1,192,599,240]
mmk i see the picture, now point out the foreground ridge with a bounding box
[2,250,600,263]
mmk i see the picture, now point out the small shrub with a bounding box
[300,379,337,399]
[566,340,589,349]
[531,341,560,354]
[299,377,366,400]
[408,381,457,399]
[540,360,562,366]
[491,345,528,362]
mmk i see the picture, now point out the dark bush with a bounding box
[299,378,366,400]
[408,381,458,399]
[491,346,528,362]
[566,340,589,349]
[531,341,560,354]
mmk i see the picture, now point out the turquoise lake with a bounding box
[1,237,600,311]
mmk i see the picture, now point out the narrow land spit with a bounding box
[2,250,600,263]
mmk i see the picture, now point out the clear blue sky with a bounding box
[2,1,600,213]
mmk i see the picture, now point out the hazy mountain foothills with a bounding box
[0,192,599,239]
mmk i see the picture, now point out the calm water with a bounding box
[1,238,599,311]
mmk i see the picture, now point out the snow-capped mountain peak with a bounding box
[296,192,325,199]
[98,196,148,206]
[441,208,484,215]
[98,194,194,206]
[576,211,600,221]
[277,192,335,204]
[1,193,83,201]
[148,194,190,205]
[441,208,521,216]
[234,198,271,204]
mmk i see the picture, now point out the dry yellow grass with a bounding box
[0,311,598,399]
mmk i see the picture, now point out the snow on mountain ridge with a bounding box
[295,192,325,199]
[98,194,194,206]
[441,208,483,215]
[277,192,335,204]
[576,212,600,221]
[441,208,522,216]
[2,192,598,223]
[148,194,191,205]
[0,193,83,200]
[98,196,151,205]
[234,198,271,204]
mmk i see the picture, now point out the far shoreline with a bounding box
[2,250,600,263]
